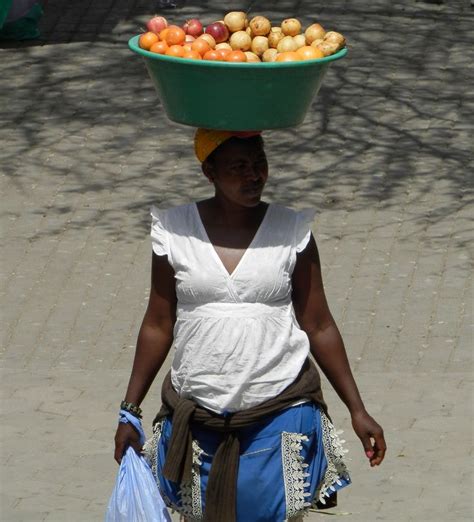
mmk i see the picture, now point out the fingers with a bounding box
[114,423,142,464]
[114,441,126,465]
[358,428,386,466]
[359,433,375,460]
[370,430,387,467]
[130,441,144,455]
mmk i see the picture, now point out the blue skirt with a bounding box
[144,402,350,521]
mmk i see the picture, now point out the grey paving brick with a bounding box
[1,0,472,520]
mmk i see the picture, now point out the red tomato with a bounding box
[166,44,185,57]
[226,50,247,62]
[139,32,159,50]
[203,50,221,61]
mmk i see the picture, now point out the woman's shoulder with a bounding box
[150,202,196,223]
[270,203,316,223]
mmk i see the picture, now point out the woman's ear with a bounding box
[201,159,215,183]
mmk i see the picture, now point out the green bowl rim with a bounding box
[128,34,347,68]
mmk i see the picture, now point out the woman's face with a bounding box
[203,137,269,207]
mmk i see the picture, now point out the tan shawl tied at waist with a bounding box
[153,358,328,522]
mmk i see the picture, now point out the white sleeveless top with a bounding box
[150,202,315,414]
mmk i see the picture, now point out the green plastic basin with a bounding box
[128,35,347,130]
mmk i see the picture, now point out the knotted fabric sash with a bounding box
[153,358,328,522]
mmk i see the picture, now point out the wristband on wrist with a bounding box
[120,400,143,419]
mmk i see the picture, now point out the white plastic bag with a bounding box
[105,446,171,522]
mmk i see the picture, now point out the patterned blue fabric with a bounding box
[151,403,350,521]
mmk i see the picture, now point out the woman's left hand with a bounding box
[351,410,386,467]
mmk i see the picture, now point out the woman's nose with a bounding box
[244,168,261,180]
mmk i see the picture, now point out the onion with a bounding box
[310,39,324,48]
[277,35,298,53]
[324,31,346,47]
[229,30,252,51]
[146,16,168,34]
[249,16,271,36]
[281,18,302,37]
[245,51,261,62]
[224,11,247,32]
[183,18,203,38]
[215,42,232,50]
[200,33,216,48]
[185,34,196,43]
[315,41,340,56]
[268,29,284,48]
[305,23,326,44]
[246,26,253,37]
[293,34,306,49]
[262,48,278,62]
[205,22,229,43]
[251,36,269,57]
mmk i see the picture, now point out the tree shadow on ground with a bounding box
[1,0,472,249]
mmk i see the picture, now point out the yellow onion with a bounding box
[277,35,298,53]
[305,23,326,44]
[324,31,346,47]
[249,16,271,36]
[199,33,216,48]
[262,48,278,62]
[310,38,324,48]
[251,36,269,56]
[215,42,232,50]
[315,41,341,56]
[229,30,252,51]
[268,28,284,48]
[281,18,301,36]
[293,34,306,49]
[244,51,261,62]
[223,11,247,32]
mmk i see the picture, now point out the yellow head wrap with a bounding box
[194,128,262,163]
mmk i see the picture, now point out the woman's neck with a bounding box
[201,197,267,227]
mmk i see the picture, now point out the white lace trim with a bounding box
[143,422,204,520]
[315,411,350,505]
[179,439,204,520]
[282,432,312,520]
[142,419,164,479]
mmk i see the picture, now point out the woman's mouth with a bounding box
[243,184,263,195]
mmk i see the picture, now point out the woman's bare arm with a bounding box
[123,252,177,406]
[114,252,177,463]
[292,234,386,466]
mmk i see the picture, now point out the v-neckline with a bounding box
[193,202,272,279]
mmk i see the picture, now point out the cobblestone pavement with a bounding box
[1,1,472,521]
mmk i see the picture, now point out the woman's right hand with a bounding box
[114,422,143,464]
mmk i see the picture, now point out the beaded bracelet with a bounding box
[120,400,143,419]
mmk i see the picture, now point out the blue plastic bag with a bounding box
[105,446,171,522]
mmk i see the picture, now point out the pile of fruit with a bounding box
[138,11,346,62]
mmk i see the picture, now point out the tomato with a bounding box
[183,49,202,60]
[139,32,159,50]
[275,51,301,62]
[150,41,168,54]
[166,44,185,57]
[216,48,231,60]
[203,50,221,61]
[296,46,324,60]
[191,38,211,56]
[165,25,186,45]
[226,50,247,62]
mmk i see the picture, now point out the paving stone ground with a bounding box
[1,1,472,521]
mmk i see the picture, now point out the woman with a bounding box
[114,129,386,522]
